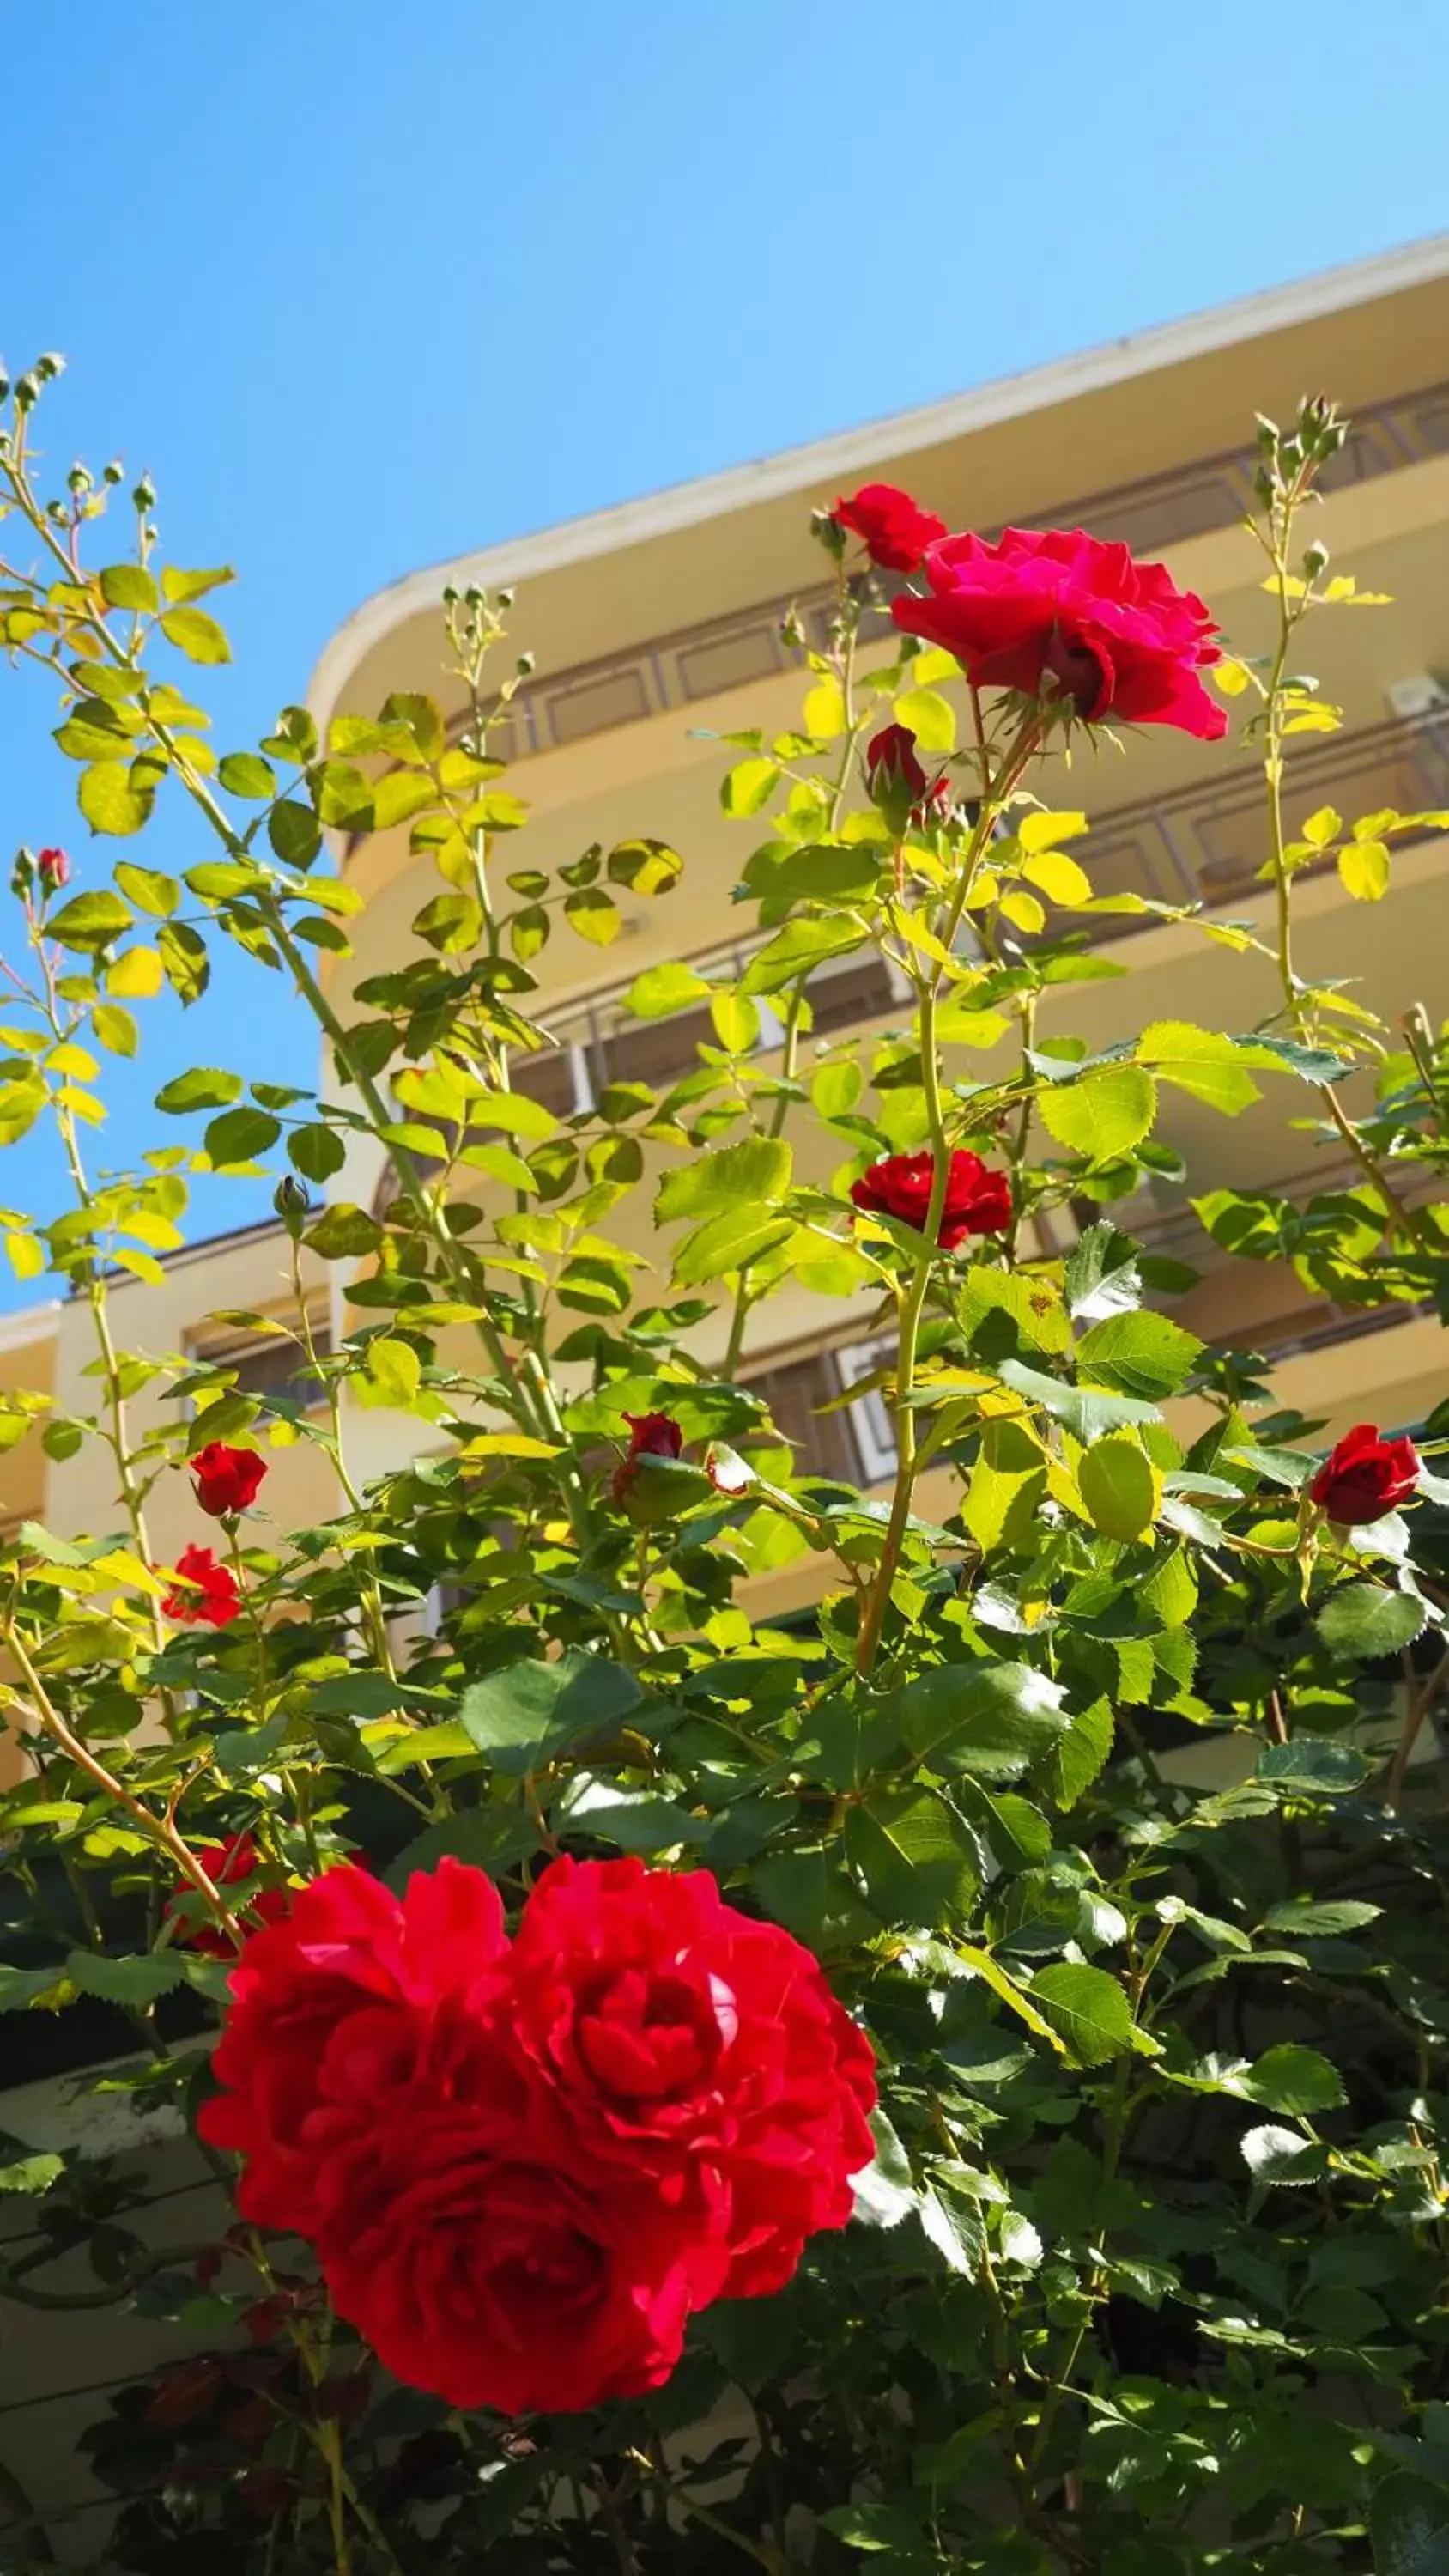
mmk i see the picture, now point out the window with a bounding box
[833,1336,900,1484]
[187,1310,332,1407]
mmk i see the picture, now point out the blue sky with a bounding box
[3,0,1447,1308]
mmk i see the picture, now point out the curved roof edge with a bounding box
[308,231,1449,732]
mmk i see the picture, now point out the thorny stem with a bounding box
[1260,451,1434,1258]
[853,719,1041,1677]
[1,1619,239,1937]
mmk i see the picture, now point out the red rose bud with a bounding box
[167,1832,291,1959]
[162,1543,243,1628]
[851,1148,1010,1249]
[831,483,947,574]
[892,526,1227,743]
[610,1410,683,1502]
[1308,1424,1419,1526]
[191,1440,268,1516]
[37,845,70,890]
[865,721,929,806]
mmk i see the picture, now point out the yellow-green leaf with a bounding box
[1338,840,1389,901]
[106,946,165,999]
[894,686,955,753]
[803,679,846,740]
[1078,1431,1161,1541]
[1021,848,1092,907]
[78,761,154,837]
[1019,810,1088,853]
[159,606,231,665]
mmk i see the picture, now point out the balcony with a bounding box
[421,374,1449,770]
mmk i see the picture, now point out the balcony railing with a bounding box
[1078,709,1449,922]
[451,373,1449,768]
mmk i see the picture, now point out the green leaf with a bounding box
[203,1107,282,1166]
[306,1203,383,1259]
[0,1964,68,2010]
[819,2502,934,2557]
[218,751,277,799]
[155,1066,242,1115]
[1029,1961,1136,2065]
[740,915,865,994]
[720,756,780,816]
[749,841,884,902]
[1077,1311,1203,1400]
[1240,2123,1326,2185]
[288,1122,346,1183]
[1039,1064,1156,1161]
[66,1949,186,2005]
[1041,1696,1115,1808]
[114,860,180,917]
[670,1206,793,1285]
[161,564,234,605]
[268,799,324,868]
[91,1003,137,1057]
[890,1660,1070,1780]
[1079,1431,1161,1540]
[159,605,231,665]
[459,1649,642,1775]
[846,1788,979,1928]
[0,2150,64,2195]
[1316,1582,1427,1664]
[894,685,955,752]
[100,562,159,611]
[709,990,760,1054]
[47,889,134,950]
[997,1358,1161,1444]
[625,961,712,1020]
[366,1336,421,1406]
[1137,1020,1261,1115]
[657,1137,792,1224]
[563,886,620,946]
[606,837,683,896]
[1371,2470,1449,2576]
[1255,1737,1372,1794]
[1021,846,1093,905]
[1340,839,1390,901]
[157,919,209,1005]
[1065,1222,1142,1321]
[383,1807,540,1889]
[1239,2044,1346,2116]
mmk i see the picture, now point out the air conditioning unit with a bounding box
[1385,673,1449,720]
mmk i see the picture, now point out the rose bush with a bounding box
[0,374,1448,2572]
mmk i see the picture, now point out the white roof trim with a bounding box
[309,231,1449,730]
[0,1296,61,1352]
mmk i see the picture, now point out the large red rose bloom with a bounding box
[892,526,1227,742]
[510,1856,876,2297]
[852,1148,1011,1249]
[198,1860,509,2231]
[162,1544,242,1628]
[320,2120,700,2415]
[1309,1423,1419,1525]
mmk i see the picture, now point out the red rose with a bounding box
[37,845,70,889]
[611,1409,683,1502]
[832,483,947,574]
[851,1148,1011,1249]
[892,526,1227,742]
[509,1856,876,2298]
[191,1441,268,1516]
[319,2119,700,2415]
[1309,1423,1419,1525]
[865,721,929,804]
[170,1831,291,1958]
[162,1544,242,1628]
[198,1859,510,2232]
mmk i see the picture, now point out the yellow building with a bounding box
[8,229,1449,1614]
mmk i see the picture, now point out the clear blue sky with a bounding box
[3,0,1446,1308]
